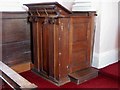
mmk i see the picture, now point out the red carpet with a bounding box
[1,62,120,89]
[19,71,119,88]
[100,61,120,80]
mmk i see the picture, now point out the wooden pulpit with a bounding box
[24,2,98,86]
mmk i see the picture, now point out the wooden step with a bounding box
[68,67,98,85]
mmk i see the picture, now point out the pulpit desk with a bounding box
[24,2,98,86]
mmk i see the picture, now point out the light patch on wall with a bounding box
[0,0,25,11]
[21,0,74,11]
[92,49,118,68]
[100,1,118,52]
[0,0,74,11]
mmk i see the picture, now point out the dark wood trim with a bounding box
[71,11,97,16]
[24,2,71,14]
[0,12,28,19]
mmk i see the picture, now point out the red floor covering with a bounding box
[19,71,119,89]
[1,71,119,89]
[1,62,120,89]
[100,61,120,80]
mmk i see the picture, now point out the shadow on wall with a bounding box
[118,1,120,61]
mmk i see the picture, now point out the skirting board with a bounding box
[92,49,119,69]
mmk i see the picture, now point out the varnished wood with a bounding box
[2,20,27,43]
[0,61,37,89]
[2,41,30,66]
[25,2,97,86]
[1,12,31,66]
[69,68,98,84]
[24,2,71,16]
[58,18,69,81]
[11,62,31,73]
[69,16,91,73]
[0,12,28,19]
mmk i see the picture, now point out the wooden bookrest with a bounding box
[0,61,37,89]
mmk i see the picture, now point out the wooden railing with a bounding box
[0,61,37,89]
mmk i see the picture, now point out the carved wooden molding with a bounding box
[29,16,58,25]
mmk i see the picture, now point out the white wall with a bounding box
[0,0,74,11]
[0,0,24,11]
[100,2,118,52]
[92,1,119,68]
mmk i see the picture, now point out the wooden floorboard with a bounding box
[10,62,31,73]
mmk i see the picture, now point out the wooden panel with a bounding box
[2,41,31,66]
[48,24,54,78]
[72,50,87,65]
[70,50,88,72]
[2,41,30,57]
[1,12,31,66]
[59,18,69,79]
[1,12,28,19]
[70,17,90,73]
[32,22,41,71]
[32,18,55,77]
[53,23,59,80]
[42,23,50,75]
[41,20,55,77]
[72,22,88,42]
[72,41,87,51]
[2,19,30,43]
